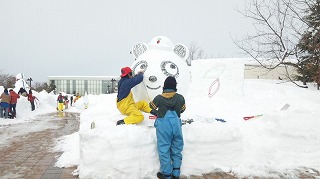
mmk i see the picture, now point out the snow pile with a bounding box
[53,58,320,178]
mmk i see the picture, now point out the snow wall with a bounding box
[78,58,245,179]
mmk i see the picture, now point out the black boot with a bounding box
[116,119,125,125]
[157,172,171,179]
[172,167,180,179]
[171,175,179,179]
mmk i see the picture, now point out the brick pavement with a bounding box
[0,112,79,179]
[0,112,319,179]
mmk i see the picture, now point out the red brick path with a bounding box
[0,112,79,179]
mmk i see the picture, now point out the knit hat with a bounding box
[163,76,177,91]
[120,67,132,77]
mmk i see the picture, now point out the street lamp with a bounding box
[107,85,110,94]
[111,78,116,93]
[27,78,33,88]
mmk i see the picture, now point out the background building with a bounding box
[48,59,299,95]
[243,58,298,80]
[48,76,120,95]
[244,64,298,80]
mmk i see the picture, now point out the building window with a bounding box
[76,80,84,95]
[66,80,70,94]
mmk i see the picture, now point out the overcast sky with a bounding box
[0,0,253,82]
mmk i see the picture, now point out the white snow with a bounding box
[1,58,320,178]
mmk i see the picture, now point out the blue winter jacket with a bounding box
[116,73,143,102]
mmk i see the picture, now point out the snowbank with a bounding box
[54,59,320,178]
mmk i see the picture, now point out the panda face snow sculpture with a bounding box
[131,36,190,102]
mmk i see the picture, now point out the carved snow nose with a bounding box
[149,76,157,82]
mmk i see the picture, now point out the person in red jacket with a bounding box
[27,90,39,111]
[9,89,20,118]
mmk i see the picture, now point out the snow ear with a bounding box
[173,43,189,61]
[132,43,148,59]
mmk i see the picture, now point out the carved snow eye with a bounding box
[132,60,148,75]
[161,61,179,78]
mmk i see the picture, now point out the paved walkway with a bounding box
[0,112,319,179]
[0,112,79,179]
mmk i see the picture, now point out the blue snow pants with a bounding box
[154,110,184,178]
[0,102,9,119]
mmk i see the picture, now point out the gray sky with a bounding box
[0,0,252,82]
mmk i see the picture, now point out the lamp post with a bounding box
[107,85,110,94]
[27,78,33,88]
[111,78,116,93]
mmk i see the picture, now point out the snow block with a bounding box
[78,110,243,178]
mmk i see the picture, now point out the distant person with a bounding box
[74,93,80,103]
[27,90,39,111]
[18,87,28,97]
[149,76,186,179]
[0,89,11,118]
[64,95,69,109]
[9,89,20,118]
[83,92,89,109]
[116,66,157,125]
[70,95,74,106]
[57,93,65,111]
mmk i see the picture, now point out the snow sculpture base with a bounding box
[78,59,245,178]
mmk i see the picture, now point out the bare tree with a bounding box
[33,82,49,92]
[0,71,50,91]
[0,73,15,88]
[187,42,211,66]
[234,0,311,87]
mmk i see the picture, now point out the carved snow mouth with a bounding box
[146,85,161,90]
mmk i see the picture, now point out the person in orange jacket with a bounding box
[9,89,20,118]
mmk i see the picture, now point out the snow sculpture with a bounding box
[14,73,30,96]
[131,36,190,102]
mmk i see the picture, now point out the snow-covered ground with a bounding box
[1,58,320,178]
[0,88,82,147]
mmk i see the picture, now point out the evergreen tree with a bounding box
[298,0,320,89]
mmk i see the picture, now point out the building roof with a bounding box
[48,76,120,80]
